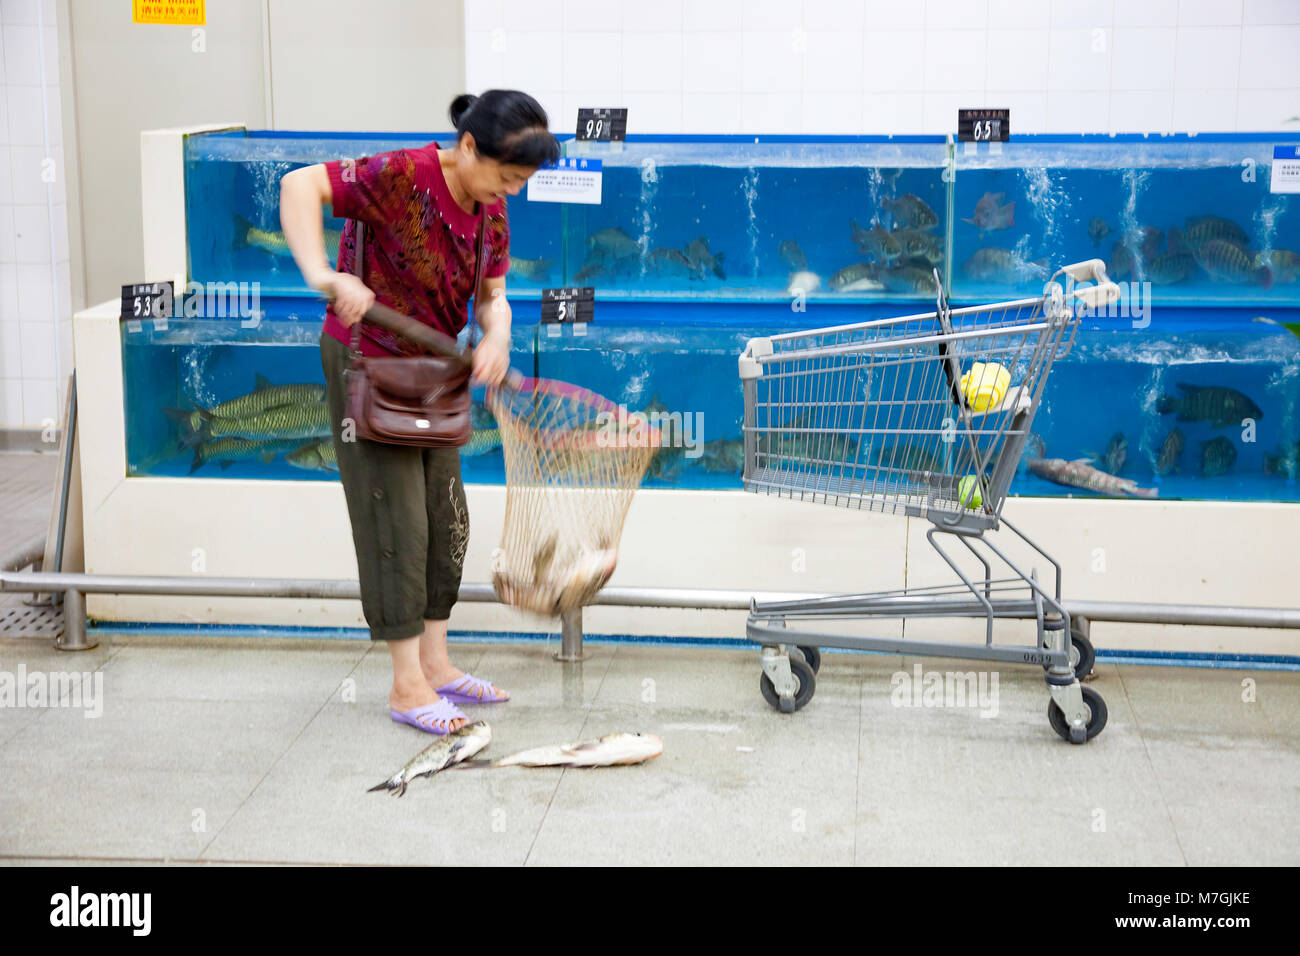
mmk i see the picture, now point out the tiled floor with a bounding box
[0,452,57,608]
[0,632,1296,866]
[2,450,1297,865]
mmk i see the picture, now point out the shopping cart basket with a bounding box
[737,259,1120,743]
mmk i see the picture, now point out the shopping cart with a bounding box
[738,259,1120,743]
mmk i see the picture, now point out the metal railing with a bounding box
[2,535,1298,658]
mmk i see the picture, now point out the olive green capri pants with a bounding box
[320,330,469,642]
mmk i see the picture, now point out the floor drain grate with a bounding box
[0,603,66,639]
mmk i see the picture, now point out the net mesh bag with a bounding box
[486,378,661,617]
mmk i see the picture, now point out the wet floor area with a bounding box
[1,629,1296,865]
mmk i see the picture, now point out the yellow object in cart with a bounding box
[959,362,1011,411]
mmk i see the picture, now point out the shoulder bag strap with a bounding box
[347,193,486,356]
[347,220,367,359]
[466,203,487,349]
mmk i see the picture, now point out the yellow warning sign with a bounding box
[132,1,205,25]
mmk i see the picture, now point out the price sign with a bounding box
[576,108,628,141]
[121,281,174,330]
[541,287,595,326]
[958,108,1010,143]
[527,157,603,204]
[1271,145,1300,194]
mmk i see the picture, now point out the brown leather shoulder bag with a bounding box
[342,208,484,447]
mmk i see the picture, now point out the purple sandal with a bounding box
[390,697,469,735]
[435,673,510,704]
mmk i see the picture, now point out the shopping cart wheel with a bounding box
[760,656,816,713]
[1069,628,1096,679]
[1042,629,1096,680]
[1047,685,1107,743]
[795,645,822,674]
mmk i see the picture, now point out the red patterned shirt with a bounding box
[320,145,509,357]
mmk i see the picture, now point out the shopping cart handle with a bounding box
[1070,282,1122,310]
[1060,259,1108,283]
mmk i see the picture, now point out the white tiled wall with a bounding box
[0,0,69,432]
[464,0,1300,135]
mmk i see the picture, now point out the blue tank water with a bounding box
[125,130,1300,502]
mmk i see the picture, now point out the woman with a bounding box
[279,90,560,734]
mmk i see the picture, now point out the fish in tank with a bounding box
[144,129,1300,504]
[121,307,522,483]
[559,139,949,301]
[184,131,562,296]
[121,302,1300,504]
[951,138,1298,305]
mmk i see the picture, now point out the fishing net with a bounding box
[486,378,661,617]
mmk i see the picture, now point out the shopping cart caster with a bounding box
[1047,684,1107,743]
[796,645,821,674]
[1041,628,1095,680]
[1068,627,1096,679]
[759,645,816,713]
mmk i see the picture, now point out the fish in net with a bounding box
[486,377,662,617]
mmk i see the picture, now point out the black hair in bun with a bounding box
[448,89,560,168]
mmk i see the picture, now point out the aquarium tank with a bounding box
[120,129,1300,503]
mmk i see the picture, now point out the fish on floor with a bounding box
[368,721,492,796]
[490,732,664,768]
